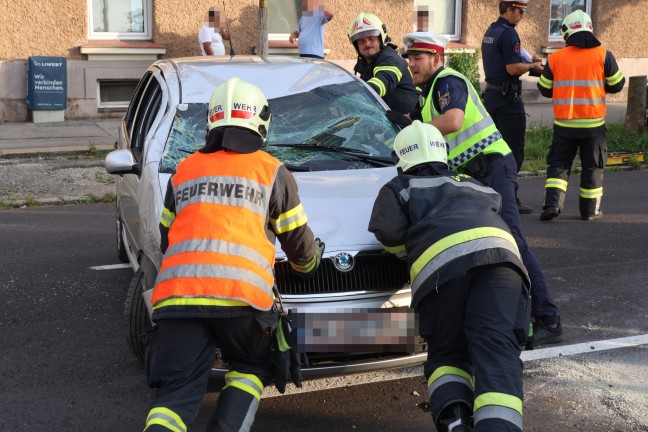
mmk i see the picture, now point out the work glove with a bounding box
[386,110,413,128]
[271,314,308,393]
[290,237,325,279]
[313,237,325,268]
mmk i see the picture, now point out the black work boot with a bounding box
[437,403,473,432]
[539,206,560,221]
[517,198,533,214]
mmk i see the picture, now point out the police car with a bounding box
[104,56,426,378]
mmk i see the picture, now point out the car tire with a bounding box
[124,269,152,363]
[116,208,129,263]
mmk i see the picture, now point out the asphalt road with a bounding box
[1,170,647,432]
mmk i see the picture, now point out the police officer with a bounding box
[348,12,419,114]
[395,32,563,346]
[537,10,625,221]
[143,77,324,432]
[481,0,543,214]
[369,121,530,432]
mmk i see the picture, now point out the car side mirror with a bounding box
[105,149,142,176]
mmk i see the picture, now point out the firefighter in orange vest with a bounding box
[143,77,324,432]
[537,10,625,221]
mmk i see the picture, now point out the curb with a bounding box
[1,194,116,210]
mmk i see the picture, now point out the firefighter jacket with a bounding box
[368,165,529,308]
[153,148,317,320]
[354,45,420,114]
[538,42,625,129]
[420,67,511,169]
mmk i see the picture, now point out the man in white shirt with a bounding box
[199,7,230,56]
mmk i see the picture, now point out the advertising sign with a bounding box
[27,56,67,110]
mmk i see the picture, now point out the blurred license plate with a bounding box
[290,308,419,353]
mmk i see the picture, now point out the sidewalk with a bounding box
[0,119,119,156]
[0,104,628,156]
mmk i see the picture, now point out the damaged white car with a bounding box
[105,56,426,378]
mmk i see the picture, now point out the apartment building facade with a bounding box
[1,0,646,121]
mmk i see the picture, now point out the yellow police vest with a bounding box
[421,68,511,169]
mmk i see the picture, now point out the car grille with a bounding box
[274,253,409,295]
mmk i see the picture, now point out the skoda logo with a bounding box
[333,253,355,272]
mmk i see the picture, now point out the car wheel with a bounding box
[124,269,152,363]
[116,208,129,263]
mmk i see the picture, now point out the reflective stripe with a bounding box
[427,366,473,400]
[374,65,403,81]
[165,239,274,278]
[405,176,501,199]
[276,318,292,352]
[449,130,503,169]
[538,75,553,89]
[579,186,603,199]
[173,175,271,218]
[154,297,250,308]
[412,236,522,294]
[290,254,317,274]
[552,79,604,87]
[270,203,308,234]
[156,263,272,293]
[450,116,494,149]
[553,97,606,105]
[606,69,624,86]
[160,207,175,228]
[145,407,187,432]
[554,117,605,128]
[240,398,260,432]
[383,243,407,258]
[473,405,524,430]
[367,77,387,97]
[475,392,523,414]
[545,178,568,192]
[224,371,265,400]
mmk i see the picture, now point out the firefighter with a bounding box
[348,12,420,114]
[388,32,562,345]
[369,121,531,432]
[481,0,544,214]
[537,10,625,221]
[143,77,324,432]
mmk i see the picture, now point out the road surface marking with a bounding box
[521,333,648,361]
[264,333,648,398]
[90,263,131,270]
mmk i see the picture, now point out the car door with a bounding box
[119,72,164,255]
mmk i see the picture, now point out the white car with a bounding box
[105,56,426,378]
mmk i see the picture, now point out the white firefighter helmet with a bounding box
[207,77,271,139]
[348,12,389,46]
[392,120,448,172]
[560,10,593,41]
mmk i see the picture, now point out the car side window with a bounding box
[124,72,153,136]
[130,77,163,162]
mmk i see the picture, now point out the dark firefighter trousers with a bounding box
[472,153,560,326]
[144,313,276,432]
[543,126,607,219]
[483,90,527,204]
[418,264,530,432]
[483,90,527,173]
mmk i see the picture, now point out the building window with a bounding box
[549,0,591,41]
[88,0,152,40]
[268,0,301,40]
[414,0,462,40]
[98,80,140,110]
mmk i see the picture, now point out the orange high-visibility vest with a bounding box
[549,46,607,127]
[153,150,282,311]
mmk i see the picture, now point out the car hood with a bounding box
[291,167,396,256]
[157,166,396,257]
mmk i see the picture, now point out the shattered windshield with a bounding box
[160,81,398,173]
